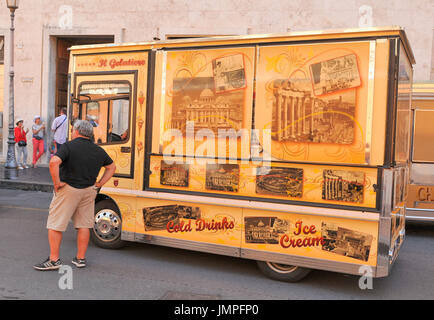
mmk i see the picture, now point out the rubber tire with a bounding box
[256,261,312,282]
[90,199,126,249]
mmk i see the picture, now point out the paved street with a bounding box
[0,189,433,300]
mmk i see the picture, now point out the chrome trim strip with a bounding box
[241,248,377,277]
[411,94,434,100]
[121,231,135,241]
[406,216,434,221]
[129,232,378,277]
[376,169,393,277]
[381,169,393,217]
[101,187,380,221]
[376,216,391,277]
[133,233,241,257]
[406,207,434,212]
[405,208,434,221]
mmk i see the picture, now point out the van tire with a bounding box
[256,261,311,282]
[91,200,126,249]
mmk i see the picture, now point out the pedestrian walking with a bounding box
[32,115,45,168]
[14,118,30,169]
[51,107,68,151]
[33,120,116,271]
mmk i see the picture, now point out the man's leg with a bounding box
[46,185,79,259]
[23,146,28,167]
[32,138,38,165]
[16,145,22,166]
[76,228,90,259]
[72,186,97,266]
[48,229,63,261]
[33,228,64,270]
[35,139,45,164]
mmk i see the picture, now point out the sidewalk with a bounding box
[0,165,53,192]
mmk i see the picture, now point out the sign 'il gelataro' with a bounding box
[98,58,146,69]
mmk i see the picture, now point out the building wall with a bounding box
[0,0,433,163]
[0,63,3,155]
[0,64,3,113]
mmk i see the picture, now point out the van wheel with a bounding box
[91,200,126,249]
[256,261,311,282]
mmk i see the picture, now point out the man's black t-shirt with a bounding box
[55,137,113,189]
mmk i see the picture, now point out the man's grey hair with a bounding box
[73,120,94,138]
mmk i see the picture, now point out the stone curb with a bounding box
[0,180,53,193]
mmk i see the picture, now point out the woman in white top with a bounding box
[32,115,45,168]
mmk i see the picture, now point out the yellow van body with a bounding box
[68,27,414,281]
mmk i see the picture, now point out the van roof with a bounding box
[69,26,415,65]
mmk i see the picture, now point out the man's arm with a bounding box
[51,117,57,132]
[95,162,116,188]
[49,155,66,193]
[33,124,45,135]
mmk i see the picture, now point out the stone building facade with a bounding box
[0,0,433,163]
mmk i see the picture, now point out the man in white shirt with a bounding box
[51,107,68,150]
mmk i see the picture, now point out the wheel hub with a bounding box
[94,209,121,241]
[266,262,298,274]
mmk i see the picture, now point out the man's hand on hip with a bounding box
[54,182,66,193]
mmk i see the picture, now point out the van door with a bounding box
[71,73,137,186]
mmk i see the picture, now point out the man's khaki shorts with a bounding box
[47,184,98,232]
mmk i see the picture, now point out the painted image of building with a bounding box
[272,79,356,144]
[206,163,239,192]
[171,78,243,135]
[322,169,365,203]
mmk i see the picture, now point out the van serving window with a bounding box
[72,81,131,145]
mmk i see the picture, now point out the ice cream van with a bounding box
[67,26,414,282]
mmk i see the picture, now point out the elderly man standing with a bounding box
[33,120,116,270]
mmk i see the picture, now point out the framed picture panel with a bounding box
[254,41,373,164]
[156,47,256,160]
